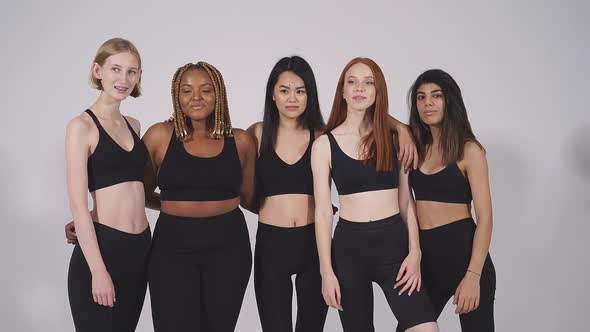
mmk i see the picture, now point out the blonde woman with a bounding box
[66,38,150,332]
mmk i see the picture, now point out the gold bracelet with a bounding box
[467,269,481,277]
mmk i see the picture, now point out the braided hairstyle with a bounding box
[170,62,232,141]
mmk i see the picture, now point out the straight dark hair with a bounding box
[260,56,325,153]
[408,69,484,165]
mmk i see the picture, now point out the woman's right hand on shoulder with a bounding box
[321,271,343,311]
[92,269,116,307]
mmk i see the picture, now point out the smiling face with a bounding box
[92,51,141,101]
[342,63,376,112]
[272,71,308,121]
[177,69,216,121]
[416,82,445,126]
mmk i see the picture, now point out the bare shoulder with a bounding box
[66,113,93,136]
[233,127,254,141]
[464,141,486,160]
[143,121,173,144]
[246,121,263,140]
[124,115,141,134]
[232,128,256,158]
[462,141,488,172]
[312,134,330,153]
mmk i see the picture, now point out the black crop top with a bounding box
[409,162,472,204]
[157,131,242,201]
[327,132,398,195]
[85,109,148,192]
[256,129,314,197]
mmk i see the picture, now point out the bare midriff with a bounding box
[91,181,148,234]
[160,197,240,218]
[416,201,472,230]
[259,194,315,227]
[338,188,399,222]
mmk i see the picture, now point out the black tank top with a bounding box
[327,132,398,195]
[157,130,242,201]
[256,129,314,197]
[410,162,472,204]
[85,109,148,192]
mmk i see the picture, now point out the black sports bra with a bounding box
[85,109,148,192]
[157,131,242,201]
[327,132,398,195]
[256,129,314,197]
[410,162,472,204]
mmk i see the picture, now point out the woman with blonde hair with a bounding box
[66,38,151,332]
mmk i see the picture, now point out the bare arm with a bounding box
[311,135,342,310]
[246,122,262,156]
[464,142,493,275]
[311,136,334,276]
[234,128,258,213]
[142,123,170,211]
[398,168,421,253]
[66,116,115,307]
[66,118,106,273]
[394,167,423,295]
[387,114,418,170]
[453,141,493,314]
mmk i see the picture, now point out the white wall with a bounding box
[1,0,588,330]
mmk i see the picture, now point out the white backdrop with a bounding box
[1,0,588,330]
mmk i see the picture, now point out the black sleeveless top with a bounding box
[409,162,472,204]
[157,130,242,201]
[327,132,398,195]
[85,109,148,192]
[256,129,314,197]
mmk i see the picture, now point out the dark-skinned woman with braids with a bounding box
[141,61,257,331]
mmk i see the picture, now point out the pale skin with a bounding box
[416,83,494,315]
[66,51,147,307]
[311,63,438,332]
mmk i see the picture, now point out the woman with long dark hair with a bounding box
[397,69,496,331]
[247,56,328,331]
[312,57,438,332]
[66,38,151,332]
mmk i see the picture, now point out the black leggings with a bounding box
[332,214,436,331]
[397,218,496,332]
[68,223,151,332]
[148,208,252,332]
[254,222,328,332]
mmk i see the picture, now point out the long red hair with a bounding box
[324,57,394,172]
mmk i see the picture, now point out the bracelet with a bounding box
[467,269,481,277]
